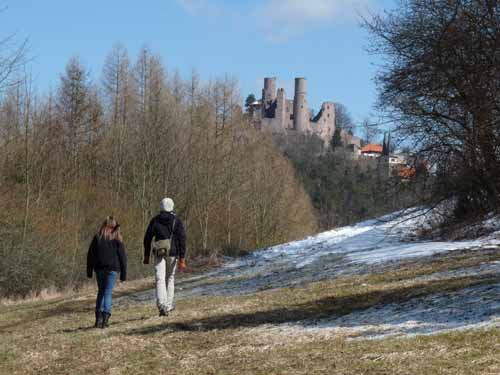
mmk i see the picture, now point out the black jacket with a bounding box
[87,235,127,281]
[144,211,187,259]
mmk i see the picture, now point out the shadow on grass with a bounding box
[0,286,153,333]
[57,315,151,334]
[126,275,500,336]
[59,325,97,333]
[0,299,92,333]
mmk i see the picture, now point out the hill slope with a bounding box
[120,209,500,338]
[2,210,500,374]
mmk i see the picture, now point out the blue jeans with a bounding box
[95,270,118,314]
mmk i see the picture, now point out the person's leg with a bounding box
[155,256,168,312]
[95,271,106,313]
[99,271,117,328]
[102,271,118,314]
[165,257,177,312]
[95,271,107,327]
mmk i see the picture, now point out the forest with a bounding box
[0,45,318,297]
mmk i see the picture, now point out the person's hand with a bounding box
[143,256,150,265]
[178,258,187,272]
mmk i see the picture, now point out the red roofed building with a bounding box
[361,144,383,159]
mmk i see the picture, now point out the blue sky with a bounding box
[1,0,396,126]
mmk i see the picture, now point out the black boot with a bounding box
[159,307,168,317]
[100,313,111,329]
[95,311,103,328]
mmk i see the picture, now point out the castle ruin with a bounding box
[250,77,336,145]
[249,77,416,179]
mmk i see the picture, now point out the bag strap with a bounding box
[170,217,176,239]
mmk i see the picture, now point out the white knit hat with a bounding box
[160,197,174,212]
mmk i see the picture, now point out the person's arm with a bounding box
[175,219,187,271]
[87,236,97,278]
[143,218,155,264]
[117,241,127,281]
[175,220,187,259]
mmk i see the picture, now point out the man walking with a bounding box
[143,198,187,316]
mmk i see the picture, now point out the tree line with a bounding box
[0,45,316,297]
[278,132,428,230]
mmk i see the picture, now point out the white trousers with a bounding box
[154,256,177,311]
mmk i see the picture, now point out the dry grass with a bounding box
[0,278,152,307]
[1,249,499,374]
[0,255,220,306]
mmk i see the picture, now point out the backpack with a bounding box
[152,218,176,258]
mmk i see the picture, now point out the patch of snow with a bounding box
[279,281,500,340]
[118,209,500,304]
[117,208,500,340]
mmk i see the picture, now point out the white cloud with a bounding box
[176,0,376,42]
[259,0,375,41]
[268,0,342,22]
[176,0,212,15]
[176,0,237,24]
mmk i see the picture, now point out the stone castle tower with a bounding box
[293,77,310,133]
[251,77,335,145]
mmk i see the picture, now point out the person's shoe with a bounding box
[100,313,111,328]
[166,305,175,313]
[94,311,103,328]
[159,308,168,317]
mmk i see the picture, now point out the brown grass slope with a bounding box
[1,250,500,375]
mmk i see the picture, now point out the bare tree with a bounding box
[0,36,26,94]
[102,44,133,195]
[365,0,500,216]
[361,118,380,144]
[334,103,355,133]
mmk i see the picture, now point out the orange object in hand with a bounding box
[178,258,187,272]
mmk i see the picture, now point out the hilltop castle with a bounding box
[249,77,335,145]
[249,77,416,178]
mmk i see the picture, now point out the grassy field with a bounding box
[1,251,500,375]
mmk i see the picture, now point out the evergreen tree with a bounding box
[244,93,256,112]
[330,127,343,150]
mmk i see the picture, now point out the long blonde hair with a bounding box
[98,216,123,242]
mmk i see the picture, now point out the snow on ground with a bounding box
[117,209,500,339]
[268,263,500,341]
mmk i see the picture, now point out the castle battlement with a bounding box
[250,77,335,145]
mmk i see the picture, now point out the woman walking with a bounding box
[87,216,127,329]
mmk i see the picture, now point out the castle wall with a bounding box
[311,102,335,144]
[261,117,284,133]
[286,100,294,129]
[340,130,361,148]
